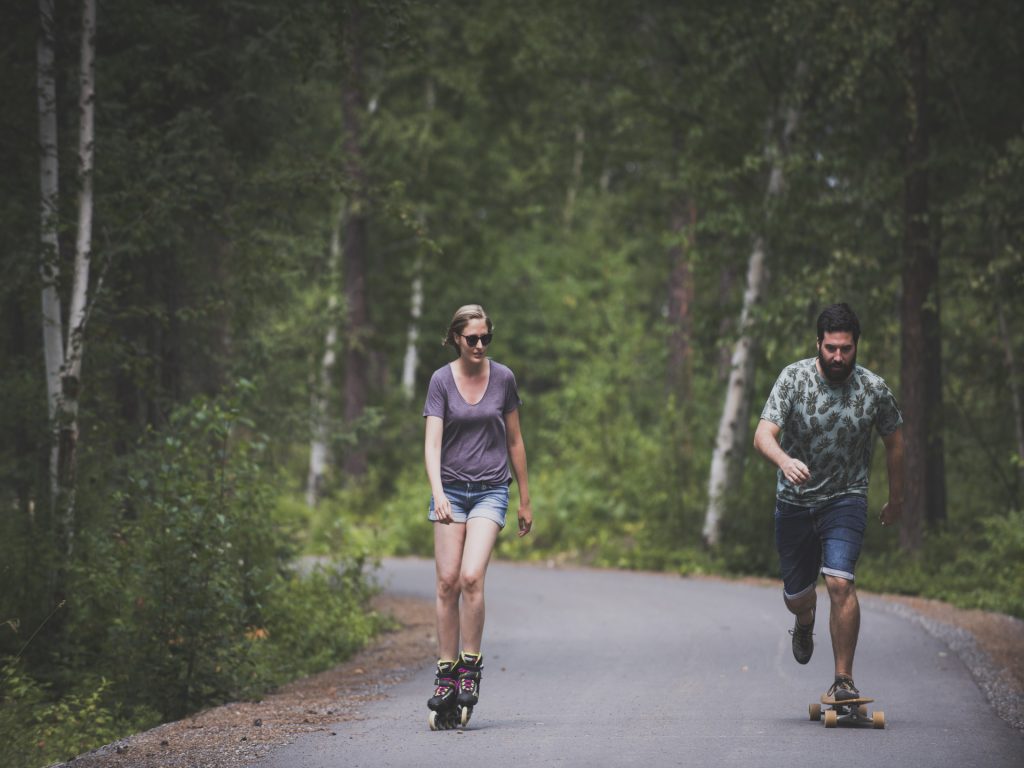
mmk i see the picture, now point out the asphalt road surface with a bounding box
[256,558,1023,768]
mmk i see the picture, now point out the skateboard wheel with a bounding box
[872,711,885,729]
[858,704,868,719]
[809,703,821,721]
[824,710,838,728]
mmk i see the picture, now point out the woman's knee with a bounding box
[460,569,485,596]
[436,572,461,601]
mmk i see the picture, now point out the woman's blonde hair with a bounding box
[443,304,493,347]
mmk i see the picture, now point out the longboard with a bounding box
[809,694,885,729]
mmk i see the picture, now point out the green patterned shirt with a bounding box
[759,358,903,505]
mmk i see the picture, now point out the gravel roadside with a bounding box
[53,584,1023,768]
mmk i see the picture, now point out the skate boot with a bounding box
[427,659,459,730]
[455,651,483,727]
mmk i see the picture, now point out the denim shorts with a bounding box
[428,481,509,529]
[774,494,867,599]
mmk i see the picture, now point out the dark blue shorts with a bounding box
[774,494,867,599]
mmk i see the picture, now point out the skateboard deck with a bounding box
[810,694,885,729]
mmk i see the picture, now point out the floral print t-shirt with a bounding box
[759,358,903,505]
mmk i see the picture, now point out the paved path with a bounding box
[256,558,1023,768]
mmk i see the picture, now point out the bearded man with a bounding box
[753,302,905,702]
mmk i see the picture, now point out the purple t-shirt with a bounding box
[423,360,521,485]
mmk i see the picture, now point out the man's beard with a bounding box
[819,350,856,382]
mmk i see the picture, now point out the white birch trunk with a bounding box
[703,89,802,547]
[306,206,344,508]
[702,239,768,546]
[38,0,63,501]
[67,0,96,386]
[51,0,97,552]
[400,256,423,401]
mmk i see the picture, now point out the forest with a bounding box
[2,1,1023,765]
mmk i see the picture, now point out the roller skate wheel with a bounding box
[428,711,440,731]
[809,703,821,721]
[872,710,885,729]
[824,710,838,728]
[459,706,472,727]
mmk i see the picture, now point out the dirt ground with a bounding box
[57,587,1023,768]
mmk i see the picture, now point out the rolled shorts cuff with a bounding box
[783,581,818,602]
[821,566,855,581]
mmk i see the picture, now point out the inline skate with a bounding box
[455,651,483,727]
[427,659,459,730]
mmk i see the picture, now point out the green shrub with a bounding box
[249,559,389,683]
[0,658,139,768]
[859,508,1024,618]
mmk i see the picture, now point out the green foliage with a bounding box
[0,386,387,764]
[859,509,1024,618]
[249,560,388,681]
[91,388,281,718]
[0,658,134,768]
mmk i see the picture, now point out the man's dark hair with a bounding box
[816,303,861,343]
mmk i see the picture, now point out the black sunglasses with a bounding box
[459,333,493,347]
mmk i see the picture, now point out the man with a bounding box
[753,302,904,702]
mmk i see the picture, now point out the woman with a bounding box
[422,304,533,729]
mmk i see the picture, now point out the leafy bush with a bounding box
[859,508,1024,618]
[0,386,390,767]
[85,390,284,719]
[249,559,389,683]
[0,658,133,768]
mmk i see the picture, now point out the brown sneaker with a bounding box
[827,675,860,702]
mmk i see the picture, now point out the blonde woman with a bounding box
[422,304,533,729]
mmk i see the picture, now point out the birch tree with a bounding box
[306,205,344,507]
[37,0,63,495]
[36,0,98,553]
[703,84,802,548]
[400,258,423,401]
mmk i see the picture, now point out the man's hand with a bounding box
[879,499,902,527]
[780,457,811,486]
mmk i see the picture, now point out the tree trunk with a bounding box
[997,306,1024,495]
[306,204,344,507]
[703,83,801,548]
[52,0,97,553]
[716,265,737,382]
[340,7,370,479]
[563,123,585,229]
[400,78,435,403]
[703,238,767,547]
[401,256,423,401]
[37,0,63,504]
[667,197,697,400]
[899,25,946,552]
